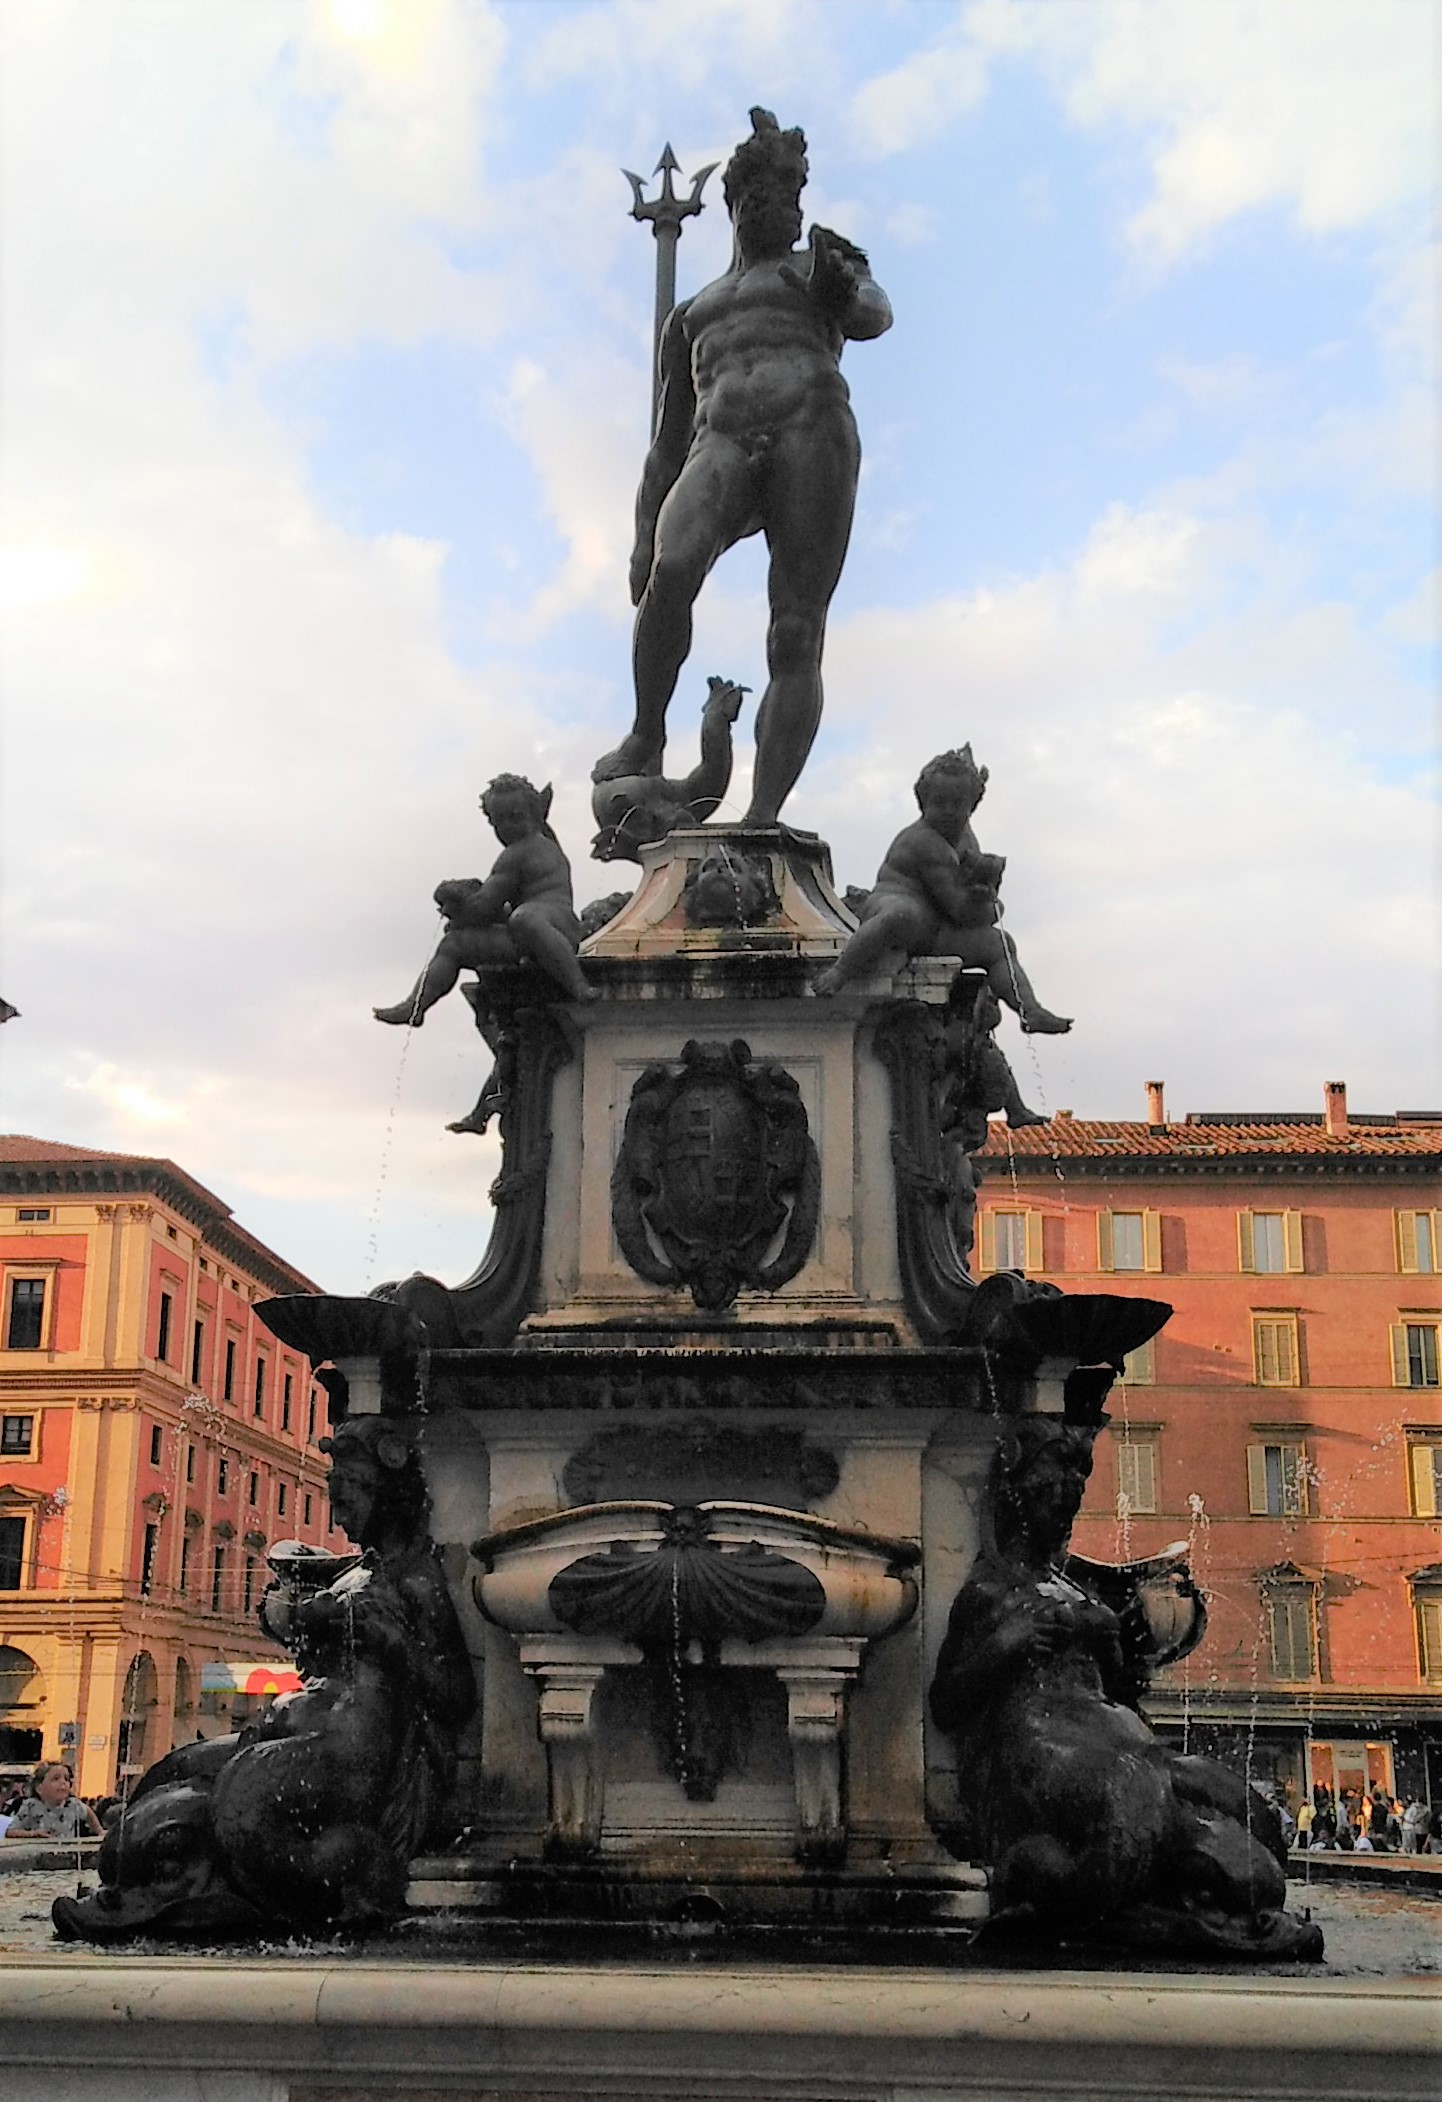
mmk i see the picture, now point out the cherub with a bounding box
[375,775,595,1023]
[815,747,1070,1031]
[591,677,745,864]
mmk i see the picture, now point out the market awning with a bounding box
[200,1660,302,1697]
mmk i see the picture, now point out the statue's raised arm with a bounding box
[599,109,892,833]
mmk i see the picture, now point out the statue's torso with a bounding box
[686,258,852,441]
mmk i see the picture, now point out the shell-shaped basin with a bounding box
[472,1500,919,1644]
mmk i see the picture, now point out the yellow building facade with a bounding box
[0,1137,328,1797]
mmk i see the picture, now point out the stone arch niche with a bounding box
[171,1655,195,1746]
[0,1643,45,1763]
[118,1651,159,1777]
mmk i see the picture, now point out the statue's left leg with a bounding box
[745,410,860,825]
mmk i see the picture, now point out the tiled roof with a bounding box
[0,1135,319,1293]
[0,1134,149,1164]
[979,1115,1442,1162]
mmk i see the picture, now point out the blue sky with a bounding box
[1,0,1436,1288]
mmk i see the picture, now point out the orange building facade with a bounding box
[0,1137,330,1797]
[977,1082,1442,1812]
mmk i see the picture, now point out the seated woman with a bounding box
[930,1413,1322,1959]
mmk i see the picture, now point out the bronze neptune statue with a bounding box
[596,109,892,829]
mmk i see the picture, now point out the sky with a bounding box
[0,0,1437,1292]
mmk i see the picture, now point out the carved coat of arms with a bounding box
[612,1039,820,1311]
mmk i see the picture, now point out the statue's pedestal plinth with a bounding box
[417,1352,1000,1930]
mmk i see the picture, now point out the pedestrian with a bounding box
[2,1761,103,1841]
[1400,1797,1425,1852]
[1295,1798,1315,1849]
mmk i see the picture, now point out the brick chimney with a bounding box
[1324,1080,1348,1139]
[1145,1080,1166,1127]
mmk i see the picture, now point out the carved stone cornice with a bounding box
[0,1158,316,1297]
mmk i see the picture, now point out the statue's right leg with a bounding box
[616,437,753,777]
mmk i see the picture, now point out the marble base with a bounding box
[0,1961,1433,2102]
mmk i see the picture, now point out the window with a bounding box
[1266,1584,1317,1680]
[1117,1338,1155,1386]
[254,1357,266,1417]
[307,1391,318,1441]
[1397,1211,1442,1274]
[1097,1210,1162,1274]
[277,1482,288,1518]
[156,1290,173,1362]
[0,1516,25,1589]
[1416,1589,1442,1682]
[981,1210,1042,1272]
[243,1556,258,1615]
[140,1523,158,1596]
[210,1544,227,1613]
[5,1278,45,1350]
[247,1471,259,1507]
[1,1415,35,1458]
[185,1444,195,1486]
[217,1457,229,1496]
[166,1224,178,1241]
[149,1424,163,1467]
[1392,1321,1440,1388]
[1238,1210,1303,1274]
[303,1492,313,1527]
[1097,1210,1161,1274]
[179,1531,194,1594]
[16,1208,49,1222]
[191,1320,205,1385]
[1247,1440,1309,1517]
[1116,1435,1158,1516]
[1252,1315,1300,1386]
[282,1373,293,1433]
[223,1337,237,1401]
[1408,1441,1442,1517]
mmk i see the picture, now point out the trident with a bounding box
[623,144,717,433]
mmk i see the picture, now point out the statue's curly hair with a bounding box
[915,744,988,808]
[722,107,808,213]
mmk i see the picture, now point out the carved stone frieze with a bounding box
[562,1420,839,1509]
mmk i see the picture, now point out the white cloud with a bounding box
[853,0,1434,257]
[805,497,1436,1115]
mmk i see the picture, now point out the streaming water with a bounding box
[364,915,444,1289]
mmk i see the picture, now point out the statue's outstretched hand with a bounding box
[782,226,858,316]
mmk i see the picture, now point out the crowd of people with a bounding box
[1286,1782,1440,1853]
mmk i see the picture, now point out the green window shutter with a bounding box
[1024,1211,1045,1274]
[1418,1598,1442,1683]
[1284,1211,1304,1273]
[1237,1211,1255,1273]
[1096,1211,1114,1272]
[978,1210,996,1273]
[1121,1439,1157,1512]
[1246,1444,1270,1514]
[1397,1211,1419,1273]
[1142,1211,1162,1273]
[1410,1444,1438,1519]
[1391,1324,1412,1386]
